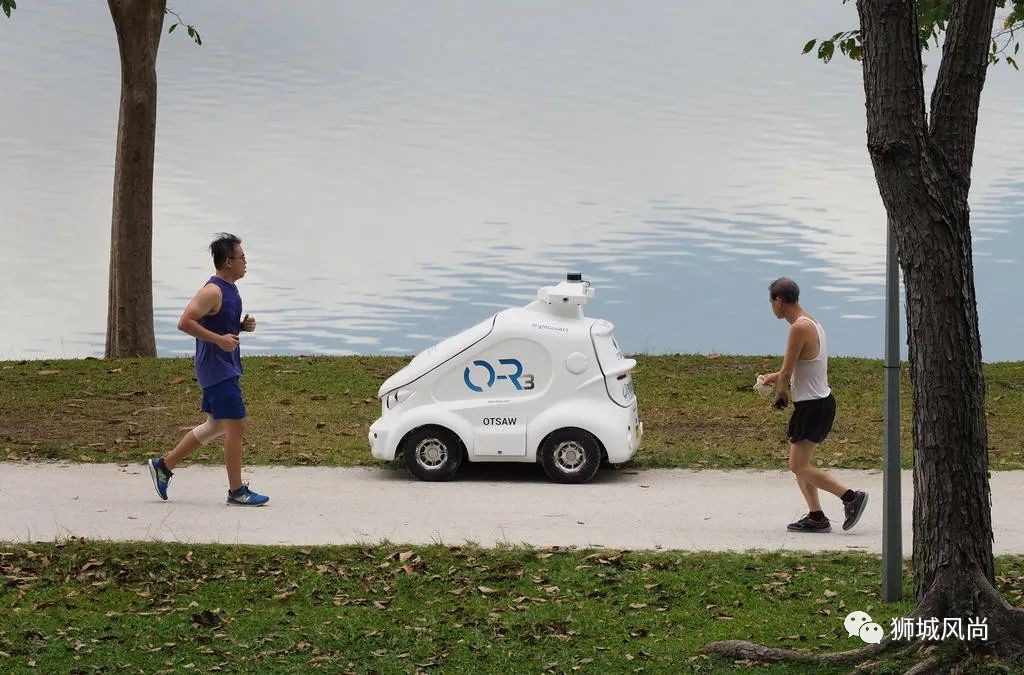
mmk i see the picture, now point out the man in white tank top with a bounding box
[760,278,868,533]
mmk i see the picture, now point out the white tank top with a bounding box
[791,316,831,402]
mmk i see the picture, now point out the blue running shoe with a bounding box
[148,458,172,500]
[227,484,269,507]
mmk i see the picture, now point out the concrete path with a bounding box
[2,462,1023,554]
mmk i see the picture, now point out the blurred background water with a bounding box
[2,0,1021,361]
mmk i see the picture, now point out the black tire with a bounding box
[539,428,602,484]
[401,426,464,482]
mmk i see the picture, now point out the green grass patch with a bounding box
[2,355,1023,469]
[14,540,1019,673]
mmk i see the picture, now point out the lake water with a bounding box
[2,1,1022,361]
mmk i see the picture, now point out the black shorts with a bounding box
[787,394,836,444]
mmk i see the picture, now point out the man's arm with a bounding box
[177,284,238,352]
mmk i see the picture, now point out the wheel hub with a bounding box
[554,441,585,472]
[416,438,447,469]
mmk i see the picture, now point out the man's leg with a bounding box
[786,441,842,532]
[795,475,823,513]
[222,418,248,492]
[788,440,848,499]
[216,380,267,505]
[165,416,224,470]
[149,416,225,500]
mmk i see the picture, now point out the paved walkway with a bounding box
[2,462,1023,554]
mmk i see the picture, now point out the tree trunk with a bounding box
[903,204,994,598]
[854,0,1022,627]
[105,0,165,358]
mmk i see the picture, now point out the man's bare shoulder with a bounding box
[197,281,222,295]
[186,282,223,316]
[788,317,816,337]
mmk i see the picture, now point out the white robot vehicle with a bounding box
[368,273,643,483]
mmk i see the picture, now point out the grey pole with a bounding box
[882,217,903,602]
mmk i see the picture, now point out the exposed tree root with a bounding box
[698,639,890,665]
[903,649,957,675]
[849,642,922,674]
[701,633,1020,672]
[701,568,1024,671]
[914,566,1024,662]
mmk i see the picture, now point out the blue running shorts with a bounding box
[200,377,247,420]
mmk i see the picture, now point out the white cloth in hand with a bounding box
[753,374,774,398]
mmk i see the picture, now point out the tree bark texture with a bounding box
[105,0,165,358]
[855,0,997,602]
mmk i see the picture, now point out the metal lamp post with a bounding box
[882,217,903,602]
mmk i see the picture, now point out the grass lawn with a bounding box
[2,355,1023,470]
[13,541,1020,673]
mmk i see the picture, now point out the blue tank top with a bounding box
[195,276,243,389]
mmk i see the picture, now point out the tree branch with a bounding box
[990,19,1023,68]
[856,0,929,163]
[165,6,202,45]
[928,0,999,190]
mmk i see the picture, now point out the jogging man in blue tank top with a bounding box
[760,278,866,533]
[147,233,269,506]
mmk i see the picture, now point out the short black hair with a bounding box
[210,233,241,269]
[769,277,800,304]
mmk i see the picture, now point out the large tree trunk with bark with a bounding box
[105,0,165,358]
[856,0,1024,658]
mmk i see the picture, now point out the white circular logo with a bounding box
[859,622,884,644]
[843,611,872,638]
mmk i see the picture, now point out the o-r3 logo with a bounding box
[464,358,535,392]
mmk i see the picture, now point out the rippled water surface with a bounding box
[2,1,1022,360]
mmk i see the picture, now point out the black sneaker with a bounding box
[787,515,832,533]
[842,490,869,531]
